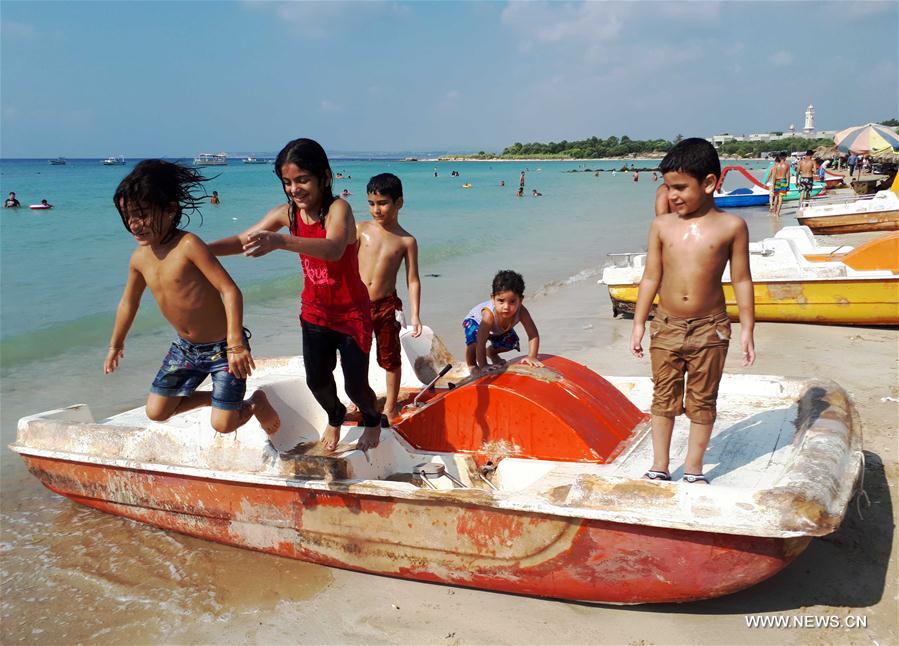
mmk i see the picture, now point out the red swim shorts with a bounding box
[371,291,403,370]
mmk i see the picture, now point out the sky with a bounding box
[1,1,896,157]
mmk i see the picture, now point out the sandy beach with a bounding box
[175,272,897,646]
[5,236,896,645]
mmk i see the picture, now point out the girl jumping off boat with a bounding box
[209,138,382,452]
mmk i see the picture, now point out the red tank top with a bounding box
[290,211,372,353]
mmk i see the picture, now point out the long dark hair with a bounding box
[114,159,208,243]
[274,138,334,229]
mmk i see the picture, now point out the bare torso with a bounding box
[656,212,739,318]
[772,161,790,180]
[357,220,413,300]
[134,233,228,342]
[798,157,816,178]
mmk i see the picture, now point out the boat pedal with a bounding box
[415,462,467,489]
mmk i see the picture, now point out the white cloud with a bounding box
[320,100,341,113]
[656,1,722,24]
[1,20,36,40]
[243,1,408,38]
[823,0,896,18]
[500,1,628,59]
[769,50,794,66]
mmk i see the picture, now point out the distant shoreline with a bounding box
[432,156,769,163]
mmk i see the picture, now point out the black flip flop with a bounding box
[683,473,710,484]
[643,470,671,481]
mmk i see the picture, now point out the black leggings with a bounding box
[301,319,381,428]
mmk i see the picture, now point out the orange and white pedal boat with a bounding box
[11,327,863,604]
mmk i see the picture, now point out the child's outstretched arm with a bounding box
[105,258,146,374]
[245,200,354,262]
[518,306,543,367]
[630,221,663,359]
[208,205,289,256]
[404,237,422,337]
[729,220,756,366]
[182,234,256,380]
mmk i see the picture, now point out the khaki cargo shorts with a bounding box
[649,308,731,424]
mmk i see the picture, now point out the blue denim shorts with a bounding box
[150,331,251,411]
[462,318,521,352]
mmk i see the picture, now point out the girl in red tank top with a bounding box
[289,214,372,353]
[208,138,382,453]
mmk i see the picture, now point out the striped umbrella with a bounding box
[833,122,899,155]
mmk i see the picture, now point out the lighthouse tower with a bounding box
[803,104,815,135]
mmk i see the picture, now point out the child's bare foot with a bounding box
[357,426,380,451]
[321,424,340,452]
[250,391,280,435]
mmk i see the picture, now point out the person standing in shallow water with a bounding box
[209,138,382,453]
[4,192,21,208]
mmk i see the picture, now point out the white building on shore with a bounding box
[708,104,836,148]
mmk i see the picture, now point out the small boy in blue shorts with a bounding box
[463,270,542,376]
[104,160,279,435]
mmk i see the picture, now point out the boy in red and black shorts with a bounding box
[357,173,423,422]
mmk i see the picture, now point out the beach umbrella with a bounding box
[833,123,899,155]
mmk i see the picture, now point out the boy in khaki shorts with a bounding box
[630,138,755,484]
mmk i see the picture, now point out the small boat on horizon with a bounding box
[102,156,126,166]
[47,158,66,166]
[193,152,228,167]
[12,326,863,604]
[242,156,269,164]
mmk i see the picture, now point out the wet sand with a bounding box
[3,231,897,645]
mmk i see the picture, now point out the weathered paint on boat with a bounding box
[796,210,899,234]
[798,174,899,234]
[20,453,810,604]
[11,338,863,604]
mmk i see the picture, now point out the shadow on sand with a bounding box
[636,450,893,614]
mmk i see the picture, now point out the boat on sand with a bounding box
[11,327,863,604]
[797,172,899,235]
[713,165,770,208]
[601,226,899,325]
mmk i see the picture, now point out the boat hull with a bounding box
[22,453,808,605]
[713,194,769,208]
[797,210,899,235]
[608,278,899,325]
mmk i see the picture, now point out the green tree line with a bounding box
[496,135,844,159]
[502,136,673,159]
[716,136,835,158]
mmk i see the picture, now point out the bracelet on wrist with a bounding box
[226,344,246,354]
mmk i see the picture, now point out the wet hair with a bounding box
[659,137,721,184]
[274,137,334,229]
[806,149,814,156]
[366,173,403,200]
[492,269,525,298]
[114,160,208,243]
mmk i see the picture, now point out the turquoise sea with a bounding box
[0,156,782,641]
